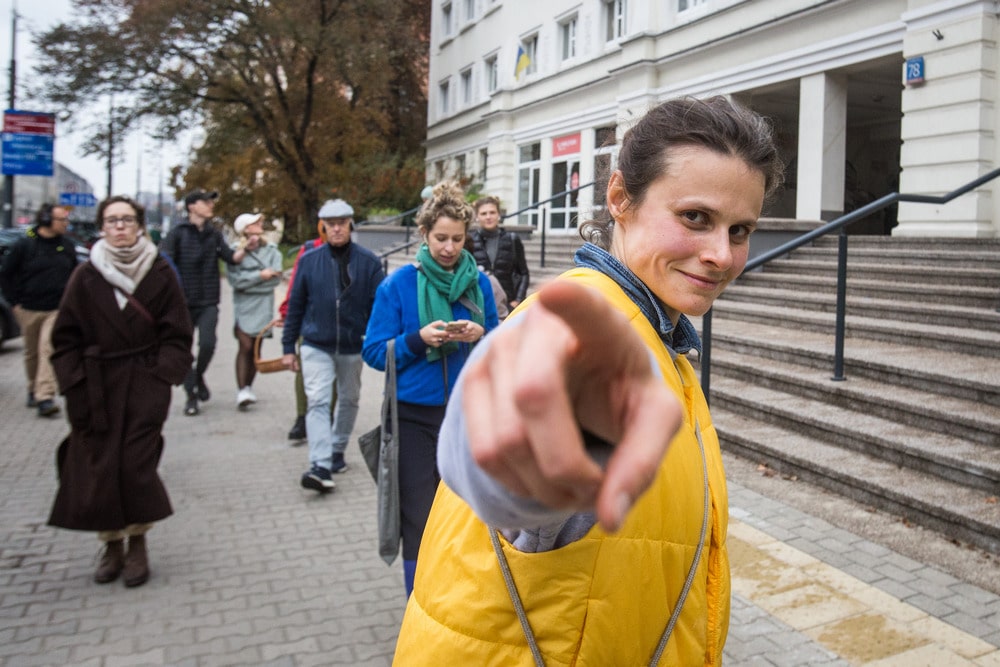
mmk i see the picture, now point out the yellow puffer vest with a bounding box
[394,268,730,666]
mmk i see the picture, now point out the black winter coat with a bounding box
[0,227,77,310]
[469,228,529,306]
[48,258,193,531]
[162,220,238,308]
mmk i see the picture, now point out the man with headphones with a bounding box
[280,198,384,491]
[0,204,78,417]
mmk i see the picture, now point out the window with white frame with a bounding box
[464,0,476,22]
[560,15,578,61]
[455,154,467,178]
[517,142,542,227]
[438,79,451,117]
[604,0,627,42]
[593,125,618,208]
[522,33,538,75]
[678,0,707,10]
[484,54,499,93]
[442,2,454,37]
[460,67,473,107]
[478,148,488,184]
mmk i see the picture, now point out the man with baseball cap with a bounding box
[163,189,246,416]
[281,198,385,492]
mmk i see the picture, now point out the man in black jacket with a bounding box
[0,204,77,417]
[162,189,245,416]
[469,196,529,311]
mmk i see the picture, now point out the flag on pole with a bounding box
[515,44,531,79]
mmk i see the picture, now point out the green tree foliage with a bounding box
[33,0,430,242]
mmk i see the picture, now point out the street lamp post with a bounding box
[2,5,19,229]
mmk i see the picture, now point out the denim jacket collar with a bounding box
[574,243,701,356]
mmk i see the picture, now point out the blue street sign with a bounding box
[905,56,925,85]
[1,132,55,176]
[59,192,98,207]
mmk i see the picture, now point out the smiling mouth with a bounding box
[681,271,723,289]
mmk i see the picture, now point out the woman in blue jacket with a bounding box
[363,181,499,596]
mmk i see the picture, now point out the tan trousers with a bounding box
[13,307,58,401]
[98,523,153,543]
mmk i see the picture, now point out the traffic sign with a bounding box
[2,132,55,176]
[2,110,56,176]
[59,192,98,207]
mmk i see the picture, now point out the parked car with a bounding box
[0,228,24,348]
[0,291,18,348]
[65,221,101,249]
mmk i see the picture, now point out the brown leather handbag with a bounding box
[253,321,287,373]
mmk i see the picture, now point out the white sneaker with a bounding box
[244,387,257,404]
[237,387,254,409]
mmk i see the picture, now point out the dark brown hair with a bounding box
[580,96,784,249]
[96,195,146,228]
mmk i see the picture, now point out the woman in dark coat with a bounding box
[48,195,193,587]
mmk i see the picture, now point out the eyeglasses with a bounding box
[103,215,139,227]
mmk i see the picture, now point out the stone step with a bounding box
[789,245,1000,267]
[813,235,1000,253]
[712,375,999,491]
[713,406,1000,555]
[721,284,1000,332]
[735,271,998,309]
[710,299,1000,358]
[708,348,1000,448]
[762,258,1000,288]
[702,317,1000,408]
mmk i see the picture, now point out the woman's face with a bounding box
[243,222,264,250]
[424,216,467,269]
[608,144,765,323]
[101,201,142,248]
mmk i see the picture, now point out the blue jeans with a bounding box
[300,345,363,470]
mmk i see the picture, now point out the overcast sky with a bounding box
[1,0,193,198]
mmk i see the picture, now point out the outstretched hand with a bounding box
[461,280,683,533]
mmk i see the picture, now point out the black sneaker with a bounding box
[26,391,36,408]
[287,415,306,441]
[301,465,335,493]
[184,398,200,416]
[330,453,348,474]
[36,399,59,417]
[196,377,211,402]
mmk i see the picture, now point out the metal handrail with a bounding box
[700,166,1000,403]
[501,181,596,269]
[355,204,422,228]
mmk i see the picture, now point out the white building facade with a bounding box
[426,0,999,237]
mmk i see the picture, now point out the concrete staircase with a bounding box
[709,235,1000,554]
[383,230,1000,553]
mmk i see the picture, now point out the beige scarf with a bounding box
[89,235,159,309]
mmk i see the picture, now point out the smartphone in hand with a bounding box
[444,320,467,333]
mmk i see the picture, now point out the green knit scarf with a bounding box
[416,244,484,361]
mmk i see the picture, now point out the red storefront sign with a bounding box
[552,132,580,157]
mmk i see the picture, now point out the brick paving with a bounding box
[0,280,998,665]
